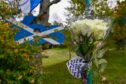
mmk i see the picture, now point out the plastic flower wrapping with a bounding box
[70,19,109,40]
[70,19,110,73]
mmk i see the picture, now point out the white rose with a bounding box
[70,19,109,40]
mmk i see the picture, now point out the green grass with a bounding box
[93,49,126,83]
[42,45,126,83]
[42,48,82,84]
[42,48,75,67]
[103,49,126,82]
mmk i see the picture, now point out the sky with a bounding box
[49,0,70,23]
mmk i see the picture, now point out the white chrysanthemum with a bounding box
[70,19,109,40]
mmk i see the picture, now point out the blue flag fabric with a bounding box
[30,0,42,12]
[6,15,65,45]
[19,0,42,14]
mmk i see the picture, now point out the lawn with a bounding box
[93,48,126,83]
[42,47,126,83]
[42,48,82,84]
[103,49,126,83]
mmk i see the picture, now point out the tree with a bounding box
[36,0,61,26]
[0,22,43,83]
[66,0,85,16]
[66,0,113,19]
[0,0,62,83]
[112,1,126,49]
[0,1,18,19]
[0,0,61,26]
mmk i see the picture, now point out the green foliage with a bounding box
[94,0,112,18]
[0,1,19,19]
[112,1,126,49]
[0,23,43,83]
[62,29,75,50]
[77,34,95,60]
[66,0,112,18]
[67,0,85,16]
[76,33,107,74]
[0,1,45,83]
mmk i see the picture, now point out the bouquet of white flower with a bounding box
[70,19,110,73]
[71,19,109,40]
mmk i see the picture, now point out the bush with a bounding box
[0,22,43,83]
[112,1,126,49]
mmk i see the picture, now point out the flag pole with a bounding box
[85,0,92,18]
[83,0,92,84]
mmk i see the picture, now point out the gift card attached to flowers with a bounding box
[66,57,86,79]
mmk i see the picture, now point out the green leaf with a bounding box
[98,59,107,65]
[99,63,107,72]
[0,54,4,58]
[97,49,106,58]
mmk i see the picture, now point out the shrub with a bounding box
[112,1,126,49]
[0,22,43,83]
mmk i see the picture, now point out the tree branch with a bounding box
[49,0,61,6]
[37,0,61,18]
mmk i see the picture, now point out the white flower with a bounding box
[70,19,109,40]
[102,11,105,14]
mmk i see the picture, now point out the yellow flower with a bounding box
[22,53,29,61]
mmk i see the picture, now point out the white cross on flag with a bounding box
[66,57,86,79]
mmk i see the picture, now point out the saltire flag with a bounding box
[19,0,42,14]
[6,15,65,45]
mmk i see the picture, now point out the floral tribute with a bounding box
[69,19,110,78]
